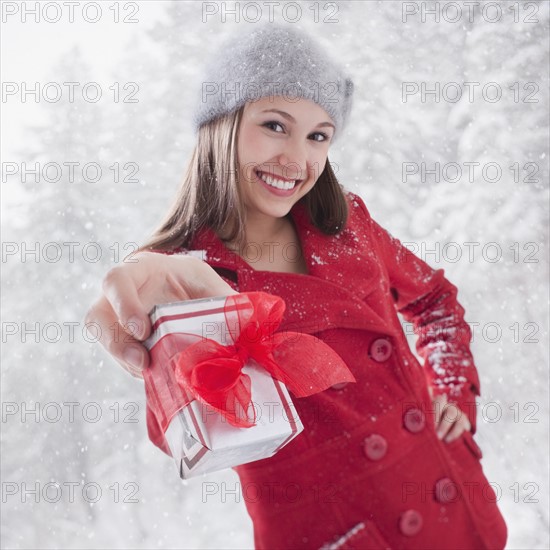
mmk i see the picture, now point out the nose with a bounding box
[277,138,308,181]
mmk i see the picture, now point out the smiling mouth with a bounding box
[254,170,304,191]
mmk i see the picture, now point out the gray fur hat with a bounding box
[192,23,355,141]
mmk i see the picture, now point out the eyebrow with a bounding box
[260,108,335,130]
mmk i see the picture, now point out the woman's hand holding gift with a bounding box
[84,252,237,379]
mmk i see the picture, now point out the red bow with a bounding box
[144,292,355,453]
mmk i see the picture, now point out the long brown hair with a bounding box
[138,104,349,253]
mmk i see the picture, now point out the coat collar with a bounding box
[189,198,397,337]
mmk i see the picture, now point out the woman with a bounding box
[86,23,508,549]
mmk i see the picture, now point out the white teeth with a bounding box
[257,171,296,190]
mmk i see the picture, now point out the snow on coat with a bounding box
[175,191,508,549]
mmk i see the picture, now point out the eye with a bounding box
[310,131,330,142]
[262,121,330,142]
[262,120,285,133]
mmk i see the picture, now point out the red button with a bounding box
[399,509,423,536]
[435,477,459,503]
[403,408,425,433]
[330,382,349,390]
[363,434,388,461]
[369,338,392,362]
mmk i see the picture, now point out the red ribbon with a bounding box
[143,292,356,455]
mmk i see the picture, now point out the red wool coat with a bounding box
[180,192,508,549]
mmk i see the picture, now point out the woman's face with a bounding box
[237,96,335,220]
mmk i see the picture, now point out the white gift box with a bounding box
[143,295,304,479]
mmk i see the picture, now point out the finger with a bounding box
[126,364,145,379]
[173,256,239,298]
[199,263,239,296]
[444,415,471,443]
[101,263,152,340]
[85,297,150,375]
[436,403,461,439]
[433,393,447,427]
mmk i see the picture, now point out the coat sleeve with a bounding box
[350,192,481,433]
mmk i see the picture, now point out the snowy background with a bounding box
[1,1,549,548]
